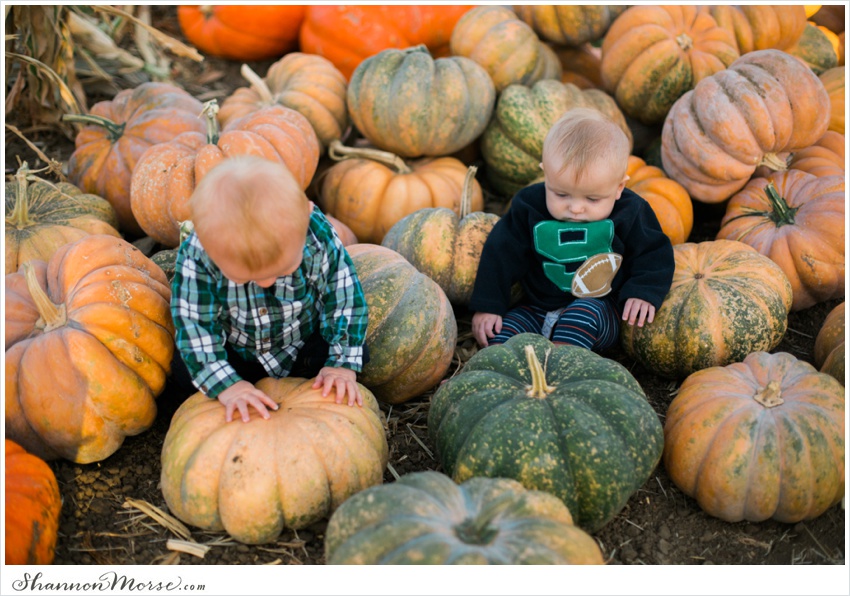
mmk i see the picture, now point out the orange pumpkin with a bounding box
[706,5,808,54]
[553,43,603,90]
[717,170,844,311]
[5,235,174,463]
[819,66,845,134]
[130,101,320,247]
[814,302,845,385]
[217,54,348,151]
[661,49,830,203]
[65,82,205,237]
[513,4,627,47]
[177,5,305,61]
[4,439,61,565]
[664,351,844,523]
[5,163,121,275]
[787,131,845,178]
[626,156,693,246]
[317,141,483,245]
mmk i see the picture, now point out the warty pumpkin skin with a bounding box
[325,471,604,564]
[318,142,483,245]
[5,163,121,275]
[346,45,495,159]
[347,244,457,405]
[819,66,845,134]
[706,5,808,54]
[660,49,830,203]
[625,156,693,246]
[65,82,206,237]
[428,333,663,532]
[513,4,627,47]
[814,302,845,385]
[217,54,348,151]
[381,166,498,305]
[664,351,845,523]
[4,439,62,565]
[600,5,740,125]
[130,101,320,247]
[620,240,794,379]
[160,376,388,545]
[5,234,174,464]
[716,171,844,311]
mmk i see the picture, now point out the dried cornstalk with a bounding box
[166,539,210,559]
[122,498,193,541]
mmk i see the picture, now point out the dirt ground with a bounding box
[4,7,846,569]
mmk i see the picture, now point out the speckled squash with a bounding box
[325,471,604,564]
[5,235,174,463]
[428,333,664,532]
[600,5,740,125]
[786,131,845,177]
[5,439,61,565]
[787,22,839,74]
[65,82,205,237]
[664,351,845,523]
[707,5,807,54]
[160,377,388,544]
[661,49,830,203]
[347,244,457,405]
[346,45,495,158]
[620,240,794,379]
[381,166,498,305]
[5,164,121,275]
[819,66,845,134]
[814,302,845,385]
[513,4,627,47]
[625,156,693,246]
[480,79,632,198]
[717,170,844,311]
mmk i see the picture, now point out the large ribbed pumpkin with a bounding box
[5,163,121,275]
[381,166,498,305]
[480,79,632,197]
[318,142,482,245]
[5,235,174,463]
[621,240,794,379]
[600,5,739,125]
[346,45,495,158]
[513,4,627,47]
[65,82,205,237]
[130,101,320,247]
[661,49,830,203]
[217,54,348,151]
[625,156,693,246]
[429,333,663,532]
[819,66,845,134]
[814,302,845,385]
[4,439,61,565]
[716,171,844,311]
[160,377,388,545]
[706,5,808,54]
[664,351,844,523]
[325,471,604,564]
[346,244,457,405]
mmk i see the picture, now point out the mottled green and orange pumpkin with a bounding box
[5,439,61,565]
[786,22,839,74]
[429,332,663,532]
[5,163,121,275]
[325,471,604,564]
[347,244,457,405]
[664,351,844,523]
[381,166,498,305]
[513,4,627,47]
[814,302,845,385]
[621,240,794,379]
[716,170,844,311]
[346,45,495,158]
[160,376,388,544]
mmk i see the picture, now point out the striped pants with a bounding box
[491,299,620,351]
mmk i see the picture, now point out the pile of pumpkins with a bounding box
[5,5,845,565]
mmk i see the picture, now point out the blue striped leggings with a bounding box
[491,299,620,351]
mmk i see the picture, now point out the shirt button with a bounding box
[259,307,268,316]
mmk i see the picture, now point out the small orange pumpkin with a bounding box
[814,302,845,385]
[706,5,808,54]
[513,4,627,47]
[626,156,693,246]
[819,66,845,134]
[787,131,845,178]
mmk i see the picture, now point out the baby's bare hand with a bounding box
[313,366,362,407]
[217,380,279,422]
[622,298,656,328]
[472,312,502,347]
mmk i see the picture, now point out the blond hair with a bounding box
[190,156,312,271]
[542,108,630,182]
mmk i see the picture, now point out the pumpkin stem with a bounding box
[753,380,784,408]
[758,152,788,172]
[676,33,693,52]
[327,139,412,174]
[454,516,499,545]
[7,162,33,228]
[524,345,555,399]
[240,63,274,104]
[21,262,67,332]
[459,165,478,219]
[200,100,220,144]
[763,181,797,227]
[199,5,213,18]
[62,113,126,142]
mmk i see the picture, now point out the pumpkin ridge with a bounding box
[772,412,814,520]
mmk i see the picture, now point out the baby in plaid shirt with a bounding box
[169,156,369,422]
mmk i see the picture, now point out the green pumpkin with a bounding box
[480,79,632,198]
[428,332,663,532]
[787,23,839,75]
[324,470,604,564]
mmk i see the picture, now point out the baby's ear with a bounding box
[539,162,544,171]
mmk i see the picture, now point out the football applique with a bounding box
[571,253,623,298]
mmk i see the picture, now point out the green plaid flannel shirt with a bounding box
[171,208,368,399]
